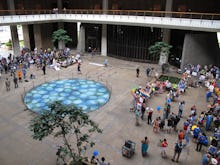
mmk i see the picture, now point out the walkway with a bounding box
[0,12,220,32]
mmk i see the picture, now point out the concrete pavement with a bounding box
[0,54,207,165]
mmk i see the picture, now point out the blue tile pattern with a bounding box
[24,79,110,114]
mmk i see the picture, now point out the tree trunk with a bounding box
[58,40,65,50]
[159,51,168,65]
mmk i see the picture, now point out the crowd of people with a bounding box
[131,63,220,164]
[0,47,83,91]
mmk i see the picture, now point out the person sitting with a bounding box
[211,136,218,147]
[208,145,217,156]
[165,80,172,91]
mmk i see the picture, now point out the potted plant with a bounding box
[148,42,172,65]
[5,39,12,50]
[52,29,72,50]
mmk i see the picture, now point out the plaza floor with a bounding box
[0,54,208,165]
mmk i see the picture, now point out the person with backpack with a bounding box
[193,126,201,142]
[172,141,184,162]
[196,133,208,152]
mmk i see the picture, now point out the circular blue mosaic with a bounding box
[24,79,110,114]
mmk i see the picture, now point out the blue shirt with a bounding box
[201,154,209,165]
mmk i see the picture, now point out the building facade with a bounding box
[0,0,220,68]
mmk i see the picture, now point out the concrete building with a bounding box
[0,0,220,68]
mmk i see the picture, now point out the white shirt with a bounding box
[209,85,214,93]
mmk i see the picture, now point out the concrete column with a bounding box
[181,33,219,70]
[57,0,65,49]
[102,0,108,13]
[22,25,31,49]
[77,22,81,43]
[101,24,107,56]
[165,0,173,12]
[34,24,42,49]
[77,24,85,53]
[7,0,19,56]
[7,0,15,13]
[162,0,173,44]
[57,0,62,10]
[162,29,171,44]
[10,25,20,56]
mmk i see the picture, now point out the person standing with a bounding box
[141,137,149,157]
[42,64,46,75]
[135,109,140,126]
[153,117,159,133]
[147,108,153,125]
[77,62,81,74]
[136,67,140,78]
[104,59,108,67]
[17,70,22,83]
[5,78,10,91]
[146,68,151,77]
[172,141,184,162]
[178,101,185,118]
[164,103,171,119]
[141,98,146,120]
[13,76,18,88]
[161,138,168,158]
[22,67,27,79]
[196,133,207,152]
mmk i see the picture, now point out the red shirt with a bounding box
[162,141,168,147]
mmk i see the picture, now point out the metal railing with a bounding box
[0,9,220,20]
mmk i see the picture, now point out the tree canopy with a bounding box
[52,29,72,44]
[29,101,102,164]
[148,42,172,60]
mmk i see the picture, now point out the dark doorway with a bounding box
[28,24,35,51]
[84,24,101,52]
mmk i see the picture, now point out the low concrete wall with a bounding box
[181,33,220,69]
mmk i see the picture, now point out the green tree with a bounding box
[52,29,72,50]
[5,39,12,47]
[148,42,172,62]
[29,101,102,164]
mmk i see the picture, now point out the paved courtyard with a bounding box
[0,53,207,165]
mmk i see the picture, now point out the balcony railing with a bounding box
[0,9,220,20]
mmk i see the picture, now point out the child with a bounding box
[161,138,168,158]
